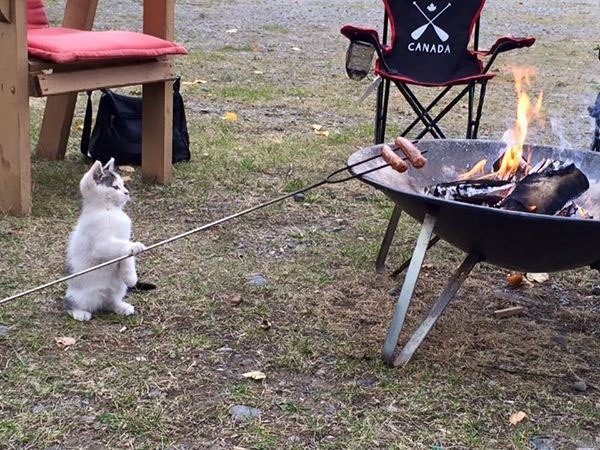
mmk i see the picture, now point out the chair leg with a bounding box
[466,83,475,139]
[0,1,31,215]
[471,81,488,139]
[36,93,78,160]
[374,78,391,144]
[375,204,402,273]
[141,81,173,183]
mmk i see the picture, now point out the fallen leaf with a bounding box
[509,410,527,425]
[181,79,207,85]
[55,336,76,349]
[226,28,238,33]
[291,46,301,52]
[229,294,242,306]
[253,70,264,75]
[314,130,330,137]
[222,111,239,122]
[118,165,136,173]
[242,370,266,380]
[311,124,323,131]
[506,272,524,287]
[526,272,549,283]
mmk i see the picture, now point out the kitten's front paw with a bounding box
[113,301,135,316]
[69,309,92,321]
[129,242,146,256]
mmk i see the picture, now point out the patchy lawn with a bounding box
[1,0,598,448]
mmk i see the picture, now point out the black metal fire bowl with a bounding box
[349,139,600,273]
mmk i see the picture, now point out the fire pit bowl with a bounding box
[349,139,600,273]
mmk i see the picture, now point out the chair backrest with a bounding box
[382,0,485,84]
[27,0,49,29]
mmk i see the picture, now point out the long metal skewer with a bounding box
[0,146,424,306]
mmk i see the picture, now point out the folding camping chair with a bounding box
[341,0,534,272]
[0,0,186,215]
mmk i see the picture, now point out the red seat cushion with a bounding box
[27,0,49,29]
[27,27,188,63]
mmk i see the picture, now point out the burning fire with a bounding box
[497,68,543,179]
[460,67,543,181]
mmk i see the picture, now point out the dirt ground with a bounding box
[0,0,599,449]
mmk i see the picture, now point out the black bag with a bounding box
[81,77,190,165]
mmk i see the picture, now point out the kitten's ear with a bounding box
[81,161,103,192]
[102,158,115,173]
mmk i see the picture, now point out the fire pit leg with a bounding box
[390,235,441,279]
[393,253,480,367]
[382,213,437,364]
[375,204,402,273]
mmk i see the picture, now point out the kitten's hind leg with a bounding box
[69,309,92,321]
[64,295,92,321]
[119,257,138,288]
[107,287,135,316]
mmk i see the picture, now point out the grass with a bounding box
[1,0,599,448]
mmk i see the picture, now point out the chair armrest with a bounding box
[341,25,384,56]
[62,0,98,30]
[477,36,535,57]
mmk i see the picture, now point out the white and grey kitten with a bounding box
[65,158,145,321]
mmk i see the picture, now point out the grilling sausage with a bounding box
[381,144,409,173]
[394,136,427,168]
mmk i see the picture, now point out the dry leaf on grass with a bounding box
[181,79,207,85]
[118,165,136,173]
[242,370,266,380]
[526,272,549,283]
[55,336,76,349]
[506,272,524,287]
[509,410,527,425]
[291,46,301,52]
[222,112,239,122]
[311,124,330,137]
[229,294,242,306]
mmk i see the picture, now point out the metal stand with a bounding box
[382,214,480,366]
[375,204,402,273]
[383,213,437,363]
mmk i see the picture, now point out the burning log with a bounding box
[498,160,589,215]
[425,180,515,205]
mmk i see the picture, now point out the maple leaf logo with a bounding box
[427,3,437,11]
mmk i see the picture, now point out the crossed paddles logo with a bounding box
[410,2,451,42]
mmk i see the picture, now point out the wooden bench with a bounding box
[0,0,183,215]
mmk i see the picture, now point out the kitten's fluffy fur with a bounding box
[65,159,145,321]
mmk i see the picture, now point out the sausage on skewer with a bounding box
[394,136,427,168]
[381,144,408,173]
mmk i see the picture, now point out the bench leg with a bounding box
[0,0,31,215]
[142,81,173,183]
[36,93,78,160]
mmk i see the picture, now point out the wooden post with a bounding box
[0,0,31,215]
[141,0,174,183]
[36,0,98,160]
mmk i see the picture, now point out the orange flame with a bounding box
[496,68,543,180]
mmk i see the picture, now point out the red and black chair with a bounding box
[341,0,535,271]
